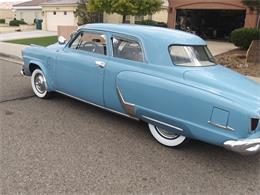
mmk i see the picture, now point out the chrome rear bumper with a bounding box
[224,138,260,155]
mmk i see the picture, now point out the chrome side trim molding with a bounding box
[208,121,235,131]
[142,115,183,132]
[116,87,136,116]
[55,90,139,120]
[224,138,260,155]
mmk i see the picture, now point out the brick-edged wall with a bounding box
[167,0,258,28]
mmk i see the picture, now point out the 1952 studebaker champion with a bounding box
[21,24,260,155]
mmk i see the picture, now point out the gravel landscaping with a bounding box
[215,49,260,77]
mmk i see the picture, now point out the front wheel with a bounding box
[148,124,190,147]
[31,69,51,99]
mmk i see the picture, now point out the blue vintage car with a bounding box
[21,24,260,155]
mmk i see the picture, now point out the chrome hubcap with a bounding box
[156,126,179,140]
[34,73,46,94]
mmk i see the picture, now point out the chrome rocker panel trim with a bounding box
[56,90,139,120]
[224,138,260,155]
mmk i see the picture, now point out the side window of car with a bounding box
[112,37,144,62]
[69,31,107,55]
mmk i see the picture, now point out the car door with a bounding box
[55,30,108,106]
[103,35,146,114]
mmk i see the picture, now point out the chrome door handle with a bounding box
[95,61,106,68]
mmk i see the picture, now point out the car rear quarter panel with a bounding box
[116,71,251,146]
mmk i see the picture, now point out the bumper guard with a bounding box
[224,138,260,155]
[20,69,25,76]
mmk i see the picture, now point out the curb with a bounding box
[0,53,23,65]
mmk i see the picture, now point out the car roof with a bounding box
[81,23,206,46]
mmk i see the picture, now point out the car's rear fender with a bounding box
[116,71,250,146]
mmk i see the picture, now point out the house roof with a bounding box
[13,0,48,7]
[41,0,165,6]
[0,2,13,9]
[41,0,85,5]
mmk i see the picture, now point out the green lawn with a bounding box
[5,36,58,46]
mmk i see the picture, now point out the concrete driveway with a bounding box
[0,30,57,41]
[0,59,260,194]
[207,40,238,56]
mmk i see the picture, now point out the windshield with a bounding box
[169,45,216,67]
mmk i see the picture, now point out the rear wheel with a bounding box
[31,69,51,99]
[148,124,189,147]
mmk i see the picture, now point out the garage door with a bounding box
[46,11,75,31]
[176,9,246,40]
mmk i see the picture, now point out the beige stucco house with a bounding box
[41,0,81,31]
[0,2,14,23]
[104,0,169,24]
[12,0,47,24]
[42,0,169,32]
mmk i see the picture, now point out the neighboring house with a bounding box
[12,0,47,24]
[167,0,259,39]
[42,0,169,32]
[0,3,14,23]
[103,0,169,24]
[41,0,85,31]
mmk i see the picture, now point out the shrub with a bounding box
[135,20,167,28]
[0,19,5,24]
[231,28,260,49]
[9,19,27,26]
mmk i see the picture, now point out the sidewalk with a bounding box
[0,30,57,41]
[0,42,26,62]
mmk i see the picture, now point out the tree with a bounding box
[74,2,103,25]
[242,0,260,28]
[74,3,89,25]
[88,0,163,23]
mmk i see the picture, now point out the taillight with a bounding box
[251,118,259,131]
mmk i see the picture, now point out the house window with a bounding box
[64,11,67,15]
[148,15,152,20]
[125,15,130,23]
[53,11,56,15]
[135,15,144,23]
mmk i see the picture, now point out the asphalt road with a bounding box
[0,59,259,194]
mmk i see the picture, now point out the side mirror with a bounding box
[58,36,66,45]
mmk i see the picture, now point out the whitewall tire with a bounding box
[148,124,189,147]
[31,69,50,99]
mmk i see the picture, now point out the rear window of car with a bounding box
[169,45,216,67]
[112,37,144,62]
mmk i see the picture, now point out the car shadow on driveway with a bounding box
[53,92,260,160]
